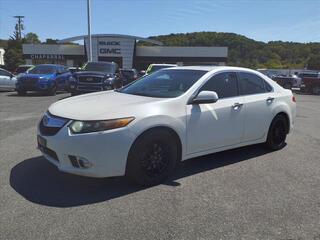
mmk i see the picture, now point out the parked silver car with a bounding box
[0,68,16,91]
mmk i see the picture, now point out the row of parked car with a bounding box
[0,62,177,96]
[270,72,320,95]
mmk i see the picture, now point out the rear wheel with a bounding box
[126,129,179,186]
[312,86,320,95]
[265,114,288,150]
[283,83,292,89]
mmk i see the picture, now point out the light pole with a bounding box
[87,0,92,62]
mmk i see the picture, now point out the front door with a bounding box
[186,72,245,154]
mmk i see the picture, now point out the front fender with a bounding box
[129,115,187,157]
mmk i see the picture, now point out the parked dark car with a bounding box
[70,61,121,95]
[15,64,72,96]
[120,68,139,85]
[272,75,301,89]
[299,72,320,95]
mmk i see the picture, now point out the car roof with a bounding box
[35,64,63,67]
[169,65,262,73]
[151,63,177,66]
[18,65,34,67]
[87,61,116,65]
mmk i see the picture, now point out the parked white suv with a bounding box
[37,66,296,186]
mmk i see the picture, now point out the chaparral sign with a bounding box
[31,54,64,60]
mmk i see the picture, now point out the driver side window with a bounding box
[200,72,238,99]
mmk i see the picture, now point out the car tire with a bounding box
[47,85,57,96]
[126,129,179,186]
[17,90,27,96]
[312,86,320,95]
[283,83,292,89]
[265,114,288,150]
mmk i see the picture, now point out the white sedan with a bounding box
[0,68,16,90]
[37,66,296,186]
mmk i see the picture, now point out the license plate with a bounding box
[37,135,47,148]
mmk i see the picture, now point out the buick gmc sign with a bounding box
[99,41,121,55]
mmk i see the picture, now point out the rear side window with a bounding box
[238,72,267,95]
[200,72,238,99]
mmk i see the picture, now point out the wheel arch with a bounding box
[272,111,290,133]
[125,126,183,174]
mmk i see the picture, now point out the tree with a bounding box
[4,38,24,71]
[24,32,41,44]
[44,38,58,44]
[307,55,320,70]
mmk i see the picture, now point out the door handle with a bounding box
[266,97,275,103]
[232,102,243,109]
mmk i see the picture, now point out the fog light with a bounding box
[69,155,92,168]
[78,157,92,168]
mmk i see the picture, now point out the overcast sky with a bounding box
[0,0,319,43]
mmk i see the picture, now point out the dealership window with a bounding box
[200,72,238,98]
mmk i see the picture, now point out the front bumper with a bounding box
[70,83,113,93]
[37,123,137,178]
[16,81,53,91]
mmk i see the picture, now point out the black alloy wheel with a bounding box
[126,129,179,186]
[265,115,287,150]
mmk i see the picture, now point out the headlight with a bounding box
[39,77,50,82]
[69,76,76,82]
[69,117,135,134]
[104,77,113,84]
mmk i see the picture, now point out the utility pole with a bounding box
[87,0,92,62]
[14,16,25,40]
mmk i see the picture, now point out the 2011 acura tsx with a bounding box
[37,66,296,186]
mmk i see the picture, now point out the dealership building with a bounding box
[22,34,228,69]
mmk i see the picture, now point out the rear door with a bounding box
[237,71,275,142]
[186,71,245,153]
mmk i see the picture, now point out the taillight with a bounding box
[292,96,296,102]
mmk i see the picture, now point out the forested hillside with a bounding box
[144,32,320,70]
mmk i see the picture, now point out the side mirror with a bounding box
[190,91,219,104]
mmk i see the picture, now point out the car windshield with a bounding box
[28,65,56,74]
[16,66,31,74]
[82,62,113,73]
[119,69,207,98]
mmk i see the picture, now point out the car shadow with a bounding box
[10,144,269,208]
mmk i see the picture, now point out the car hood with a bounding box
[73,71,111,77]
[48,91,164,121]
[19,73,55,79]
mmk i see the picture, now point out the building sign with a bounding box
[31,54,64,60]
[98,40,121,55]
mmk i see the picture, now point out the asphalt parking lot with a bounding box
[0,91,319,240]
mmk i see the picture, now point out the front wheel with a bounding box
[265,115,288,150]
[126,129,179,186]
[17,90,27,96]
[312,86,320,95]
[47,85,57,96]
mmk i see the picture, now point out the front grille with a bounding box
[78,76,103,84]
[39,113,68,136]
